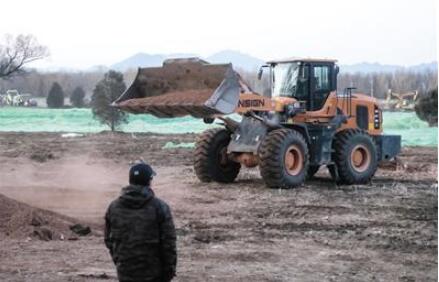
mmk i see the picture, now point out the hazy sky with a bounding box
[0,0,436,69]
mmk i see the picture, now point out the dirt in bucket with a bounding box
[121,89,215,107]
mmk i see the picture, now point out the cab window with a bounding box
[311,65,331,110]
[295,65,309,101]
[313,66,330,91]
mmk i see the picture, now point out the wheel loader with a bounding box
[114,57,401,188]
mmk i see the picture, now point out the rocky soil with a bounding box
[0,132,437,281]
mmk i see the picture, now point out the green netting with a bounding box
[0,108,436,146]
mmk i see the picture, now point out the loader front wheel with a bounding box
[194,128,241,183]
[332,129,378,185]
[259,129,309,188]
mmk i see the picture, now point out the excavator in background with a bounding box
[0,89,35,107]
[382,89,419,111]
[114,57,401,188]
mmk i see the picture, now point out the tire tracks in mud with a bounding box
[178,178,437,259]
[249,193,437,256]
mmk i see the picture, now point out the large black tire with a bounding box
[194,128,241,183]
[259,129,309,189]
[307,165,320,179]
[332,129,378,185]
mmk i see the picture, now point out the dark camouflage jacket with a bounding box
[105,185,177,282]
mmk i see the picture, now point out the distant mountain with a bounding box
[110,51,437,74]
[87,65,109,72]
[110,50,264,71]
[340,62,437,74]
[206,50,265,71]
[409,62,438,73]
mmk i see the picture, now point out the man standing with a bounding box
[105,163,177,282]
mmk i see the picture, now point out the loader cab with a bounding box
[266,58,338,111]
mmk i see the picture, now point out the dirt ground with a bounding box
[0,131,437,282]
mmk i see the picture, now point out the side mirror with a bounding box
[257,67,264,80]
[332,65,340,91]
[258,65,269,80]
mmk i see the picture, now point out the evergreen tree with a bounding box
[415,86,438,126]
[70,86,85,108]
[91,70,127,131]
[46,82,64,108]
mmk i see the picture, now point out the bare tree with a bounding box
[0,34,48,79]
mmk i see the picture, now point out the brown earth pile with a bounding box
[120,89,214,107]
[117,89,216,117]
[0,193,92,241]
[0,132,437,281]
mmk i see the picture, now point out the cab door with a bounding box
[310,63,333,111]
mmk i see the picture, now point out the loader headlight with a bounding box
[374,106,381,129]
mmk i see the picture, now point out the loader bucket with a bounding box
[113,58,241,118]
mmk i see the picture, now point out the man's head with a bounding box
[129,162,156,186]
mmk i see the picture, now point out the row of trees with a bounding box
[2,66,437,102]
[44,71,128,131]
[240,68,438,99]
[46,83,85,108]
[0,69,120,98]
[337,70,438,98]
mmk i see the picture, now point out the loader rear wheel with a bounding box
[259,129,309,189]
[194,128,241,183]
[332,129,378,185]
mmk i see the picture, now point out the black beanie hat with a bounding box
[129,163,156,185]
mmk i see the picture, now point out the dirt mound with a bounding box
[119,89,215,112]
[0,193,92,241]
[130,89,214,105]
[30,148,56,162]
[117,89,215,117]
